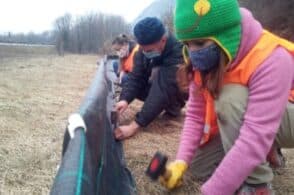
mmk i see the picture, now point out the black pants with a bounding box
[136,82,186,117]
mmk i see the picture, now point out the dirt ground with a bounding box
[0,45,294,195]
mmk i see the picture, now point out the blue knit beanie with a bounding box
[134,17,165,45]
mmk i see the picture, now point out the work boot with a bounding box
[267,143,286,169]
[236,183,275,195]
[163,101,185,118]
[163,108,181,118]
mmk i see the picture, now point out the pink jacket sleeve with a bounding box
[201,48,294,194]
[176,82,205,164]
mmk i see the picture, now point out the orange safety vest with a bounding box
[194,30,294,145]
[121,45,139,72]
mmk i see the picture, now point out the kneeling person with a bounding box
[112,34,139,85]
[114,17,186,140]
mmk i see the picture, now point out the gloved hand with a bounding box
[159,160,188,190]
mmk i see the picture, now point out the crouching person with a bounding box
[160,0,294,194]
[111,34,139,85]
[114,17,186,140]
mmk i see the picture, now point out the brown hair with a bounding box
[177,50,228,99]
[112,34,130,45]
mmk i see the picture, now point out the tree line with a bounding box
[0,31,54,45]
[0,12,131,55]
[54,13,130,55]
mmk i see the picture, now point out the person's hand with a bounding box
[115,100,128,114]
[114,121,140,140]
[159,160,188,190]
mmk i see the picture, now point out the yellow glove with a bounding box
[159,160,188,190]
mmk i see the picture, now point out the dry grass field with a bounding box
[0,45,294,195]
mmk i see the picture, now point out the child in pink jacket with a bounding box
[160,0,294,194]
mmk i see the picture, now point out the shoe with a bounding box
[161,111,180,120]
[163,100,185,118]
[237,183,275,195]
[267,143,285,169]
[163,107,182,118]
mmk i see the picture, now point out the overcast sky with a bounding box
[0,0,155,34]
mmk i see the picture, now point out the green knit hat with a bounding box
[174,0,242,62]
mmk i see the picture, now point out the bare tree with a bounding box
[51,12,130,54]
[54,13,72,55]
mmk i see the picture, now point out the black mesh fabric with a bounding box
[51,57,137,195]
